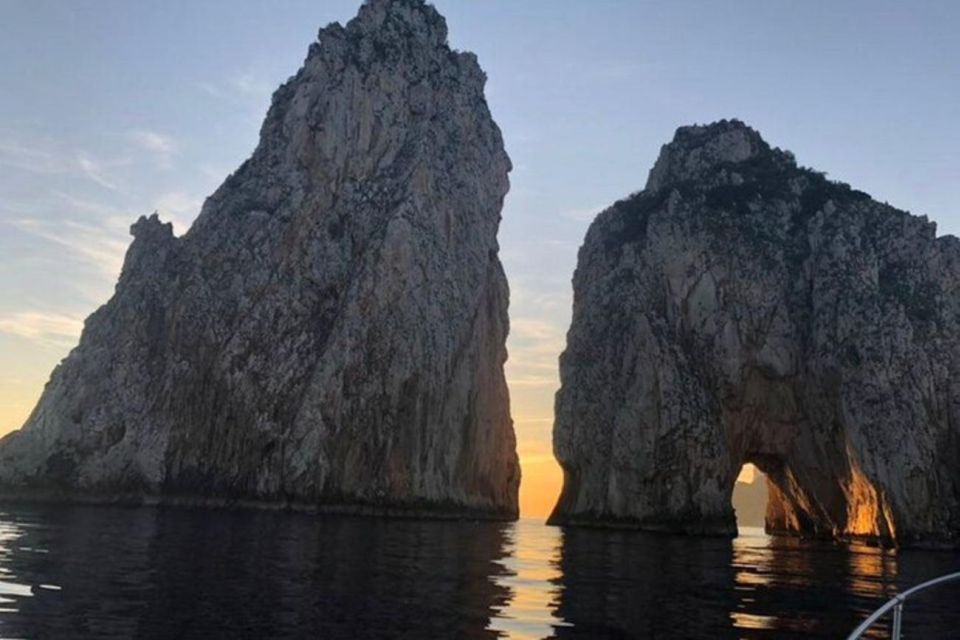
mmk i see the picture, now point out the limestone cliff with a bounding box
[551,120,960,546]
[0,0,519,518]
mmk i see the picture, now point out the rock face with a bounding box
[0,0,519,518]
[551,120,960,546]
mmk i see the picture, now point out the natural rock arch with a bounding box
[550,120,960,547]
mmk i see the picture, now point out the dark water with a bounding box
[1,507,959,639]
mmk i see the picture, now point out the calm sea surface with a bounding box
[1,506,959,639]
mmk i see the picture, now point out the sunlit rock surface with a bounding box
[0,0,519,518]
[550,120,960,546]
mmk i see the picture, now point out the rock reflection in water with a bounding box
[548,524,738,638]
[0,506,510,639]
[548,525,960,639]
[1,508,960,639]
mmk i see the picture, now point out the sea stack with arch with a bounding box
[0,0,520,518]
[550,119,960,547]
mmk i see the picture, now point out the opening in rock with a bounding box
[732,463,769,532]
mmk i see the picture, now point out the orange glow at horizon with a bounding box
[0,335,63,441]
[515,426,563,519]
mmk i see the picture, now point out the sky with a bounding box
[0,1,958,518]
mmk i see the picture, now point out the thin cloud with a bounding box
[504,374,559,388]
[9,191,137,279]
[505,316,566,391]
[0,137,124,191]
[196,81,228,99]
[513,416,553,424]
[510,284,570,313]
[196,70,273,103]
[559,204,606,222]
[0,141,62,174]
[199,164,229,183]
[510,277,570,306]
[0,192,133,308]
[510,318,564,342]
[128,129,178,167]
[49,190,129,224]
[0,310,84,347]
[509,318,567,355]
[508,317,565,352]
[76,152,120,191]
[7,217,129,278]
[231,72,272,97]
[510,360,560,372]
[155,190,202,234]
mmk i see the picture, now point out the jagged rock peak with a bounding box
[344,0,449,48]
[645,119,788,192]
[306,1,467,77]
[0,0,519,519]
[130,212,173,241]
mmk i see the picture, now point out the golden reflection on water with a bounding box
[487,522,917,639]
[731,527,805,633]
[846,542,898,599]
[1,509,956,639]
[731,526,904,638]
[843,543,899,640]
[487,519,567,640]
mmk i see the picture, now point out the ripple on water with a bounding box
[488,520,570,639]
[0,508,958,639]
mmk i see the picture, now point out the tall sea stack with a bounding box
[0,0,520,518]
[551,120,960,546]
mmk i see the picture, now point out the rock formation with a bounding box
[550,119,960,546]
[0,0,519,518]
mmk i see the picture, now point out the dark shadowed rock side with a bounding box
[0,0,519,518]
[550,119,960,546]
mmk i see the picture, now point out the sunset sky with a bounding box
[1,1,958,517]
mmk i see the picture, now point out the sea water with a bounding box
[0,506,958,639]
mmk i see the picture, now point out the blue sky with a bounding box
[1,0,957,515]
